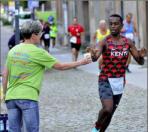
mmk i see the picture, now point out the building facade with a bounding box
[55,0,147,49]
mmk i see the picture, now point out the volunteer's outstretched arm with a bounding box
[53,58,92,70]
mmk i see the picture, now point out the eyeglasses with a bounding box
[34,32,43,37]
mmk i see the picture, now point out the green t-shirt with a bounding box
[5,43,58,101]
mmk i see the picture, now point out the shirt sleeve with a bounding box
[5,55,9,68]
[5,52,11,69]
[32,49,58,69]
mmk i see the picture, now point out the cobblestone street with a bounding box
[39,69,147,132]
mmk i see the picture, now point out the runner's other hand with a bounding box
[139,48,147,57]
[85,47,97,54]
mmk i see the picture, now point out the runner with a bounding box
[68,17,84,62]
[93,20,110,48]
[93,20,110,71]
[41,22,50,52]
[87,14,146,132]
[8,30,24,50]
[2,20,92,132]
[121,13,138,73]
[49,22,57,48]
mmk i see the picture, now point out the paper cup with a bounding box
[84,53,91,59]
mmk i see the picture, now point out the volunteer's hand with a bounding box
[79,56,92,65]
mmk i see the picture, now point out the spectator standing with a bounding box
[121,13,139,73]
[41,22,50,52]
[2,20,92,132]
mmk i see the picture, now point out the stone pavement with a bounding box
[39,69,147,132]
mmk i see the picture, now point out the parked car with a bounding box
[13,11,32,29]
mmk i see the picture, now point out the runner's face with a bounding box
[109,17,123,36]
[73,18,78,25]
[100,23,107,31]
[126,15,132,23]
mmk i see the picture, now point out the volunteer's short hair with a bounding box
[20,20,43,39]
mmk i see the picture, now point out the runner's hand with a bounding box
[85,47,97,54]
[139,48,147,57]
[85,47,99,62]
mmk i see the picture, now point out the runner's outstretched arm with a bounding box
[129,39,147,65]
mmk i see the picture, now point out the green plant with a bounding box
[35,11,57,23]
[0,17,11,25]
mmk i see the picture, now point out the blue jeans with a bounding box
[6,99,39,132]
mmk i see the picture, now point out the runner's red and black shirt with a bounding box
[99,35,130,81]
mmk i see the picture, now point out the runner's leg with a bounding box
[95,99,113,130]
[44,40,50,52]
[52,38,56,48]
[100,94,122,132]
[74,44,81,61]
[74,49,78,61]
[71,48,76,61]
[94,80,114,130]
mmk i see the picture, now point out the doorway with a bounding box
[82,1,90,44]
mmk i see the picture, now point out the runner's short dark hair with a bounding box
[109,14,123,24]
[73,17,78,20]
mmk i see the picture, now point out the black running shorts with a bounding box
[98,79,123,100]
[98,80,113,99]
[71,43,81,51]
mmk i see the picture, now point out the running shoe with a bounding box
[91,127,100,132]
